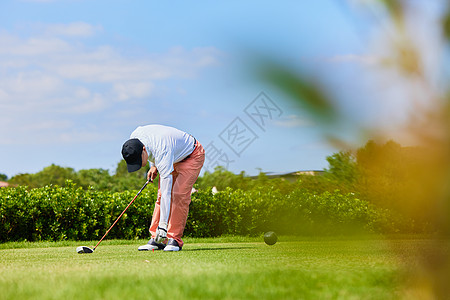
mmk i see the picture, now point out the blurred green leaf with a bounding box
[444,8,450,41]
[379,0,403,21]
[260,62,338,125]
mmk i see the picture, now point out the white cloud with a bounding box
[43,22,102,37]
[0,23,222,145]
[113,82,154,101]
[21,120,72,131]
[70,93,108,114]
[0,33,71,56]
[6,71,63,96]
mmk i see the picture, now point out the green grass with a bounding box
[0,236,422,300]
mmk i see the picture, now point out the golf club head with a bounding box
[76,246,94,254]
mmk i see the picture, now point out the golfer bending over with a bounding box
[121,124,205,251]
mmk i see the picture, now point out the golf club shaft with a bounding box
[93,180,150,250]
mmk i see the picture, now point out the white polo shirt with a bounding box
[130,124,196,229]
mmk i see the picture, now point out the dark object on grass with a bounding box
[264,231,277,245]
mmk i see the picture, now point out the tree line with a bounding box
[1,139,439,233]
[1,140,430,224]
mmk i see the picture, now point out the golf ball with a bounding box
[264,231,277,245]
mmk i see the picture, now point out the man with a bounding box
[121,124,205,251]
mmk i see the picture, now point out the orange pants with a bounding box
[149,142,205,247]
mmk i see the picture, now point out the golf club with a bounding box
[77,180,150,254]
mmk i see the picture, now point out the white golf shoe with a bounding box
[138,238,166,251]
[164,239,182,251]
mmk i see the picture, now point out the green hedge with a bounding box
[0,182,407,242]
[0,182,157,242]
[186,187,405,237]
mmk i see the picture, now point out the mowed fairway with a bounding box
[0,237,416,300]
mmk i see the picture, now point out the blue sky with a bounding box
[0,0,447,178]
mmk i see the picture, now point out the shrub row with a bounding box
[0,182,157,242]
[186,187,407,237]
[0,181,409,242]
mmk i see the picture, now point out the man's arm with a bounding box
[152,147,175,243]
[159,174,172,227]
[155,174,172,242]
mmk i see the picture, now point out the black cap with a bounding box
[121,138,144,172]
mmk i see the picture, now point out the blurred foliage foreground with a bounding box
[255,0,450,298]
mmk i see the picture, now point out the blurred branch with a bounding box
[444,6,450,41]
[379,0,403,23]
[256,1,450,298]
[259,61,338,126]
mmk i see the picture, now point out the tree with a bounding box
[324,150,358,186]
[196,166,251,191]
[9,164,79,188]
[36,164,79,187]
[111,160,151,192]
[77,168,112,190]
[355,140,433,224]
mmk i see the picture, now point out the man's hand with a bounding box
[155,224,168,244]
[147,166,158,182]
